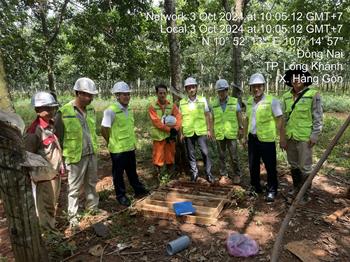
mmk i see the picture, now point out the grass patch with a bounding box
[315,115,350,175]
[321,95,350,113]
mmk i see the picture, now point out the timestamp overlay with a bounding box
[145,9,347,85]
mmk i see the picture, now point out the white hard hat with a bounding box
[216,79,229,91]
[163,115,176,126]
[112,81,131,94]
[74,77,98,94]
[248,73,266,85]
[184,77,197,87]
[31,92,59,107]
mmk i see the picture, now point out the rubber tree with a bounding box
[164,0,189,174]
[0,55,48,261]
[164,0,182,93]
[222,0,250,89]
[31,0,70,93]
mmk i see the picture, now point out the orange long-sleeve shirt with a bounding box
[148,99,182,133]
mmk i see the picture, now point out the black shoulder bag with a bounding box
[287,88,310,122]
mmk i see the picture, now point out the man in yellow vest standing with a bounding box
[245,73,286,202]
[55,77,100,228]
[179,77,215,183]
[212,79,243,184]
[101,81,148,207]
[149,84,182,175]
[282,69,323,202]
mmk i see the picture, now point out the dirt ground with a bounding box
[1,147,349,262]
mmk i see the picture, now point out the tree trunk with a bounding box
[35,0,70,93]
[0,57,14,113]
[47,51,56,93]
[0,56,48,261]
[164,0,189,175]
[222,0,250,89]
[164,0,182,93]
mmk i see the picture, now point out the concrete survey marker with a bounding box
[133,180,235,225]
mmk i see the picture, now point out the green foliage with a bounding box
[159,171,172,186]
[2,0,349,91]
[45,232,77,261]
[98,189,113,202]
[233,187,246,201]
[322,94,350,112]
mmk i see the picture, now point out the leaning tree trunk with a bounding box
[0,56,48,261]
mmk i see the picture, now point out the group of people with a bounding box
[24,68,322,234]
[149,70,322,204]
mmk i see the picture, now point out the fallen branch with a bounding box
[299,208,326,216]
[100,244,108,262]
[105,243,132,256]
[271,114,350,262]
[118,249,159,256]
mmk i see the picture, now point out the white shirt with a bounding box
[181,96,210,112]
[250,95,282,134]
[101,101,129,128]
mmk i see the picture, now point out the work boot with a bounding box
[191,173,198,182]
[117,195,131,207]
[266,191,277,202]
[154,165,162,178]
[206,174,215,184]
[167,164,176,177]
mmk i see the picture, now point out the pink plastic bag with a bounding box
[226,233,259,257]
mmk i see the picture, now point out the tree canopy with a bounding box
[1,0,348,94]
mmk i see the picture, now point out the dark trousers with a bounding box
[110,150,145,198]
[184,135,212,177]
[248,134,278,193]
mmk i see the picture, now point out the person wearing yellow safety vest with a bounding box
[179,77,215,183]
[55,77,100,229]
[101,81,148,207]
[281,69,323,202]
[148,84,182,176]
[244,73,286,202]
[212,79,243,185]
